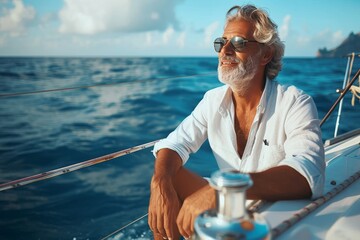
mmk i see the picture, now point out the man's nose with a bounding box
[221,40,235,55]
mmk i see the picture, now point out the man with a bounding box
[148,4,325,240]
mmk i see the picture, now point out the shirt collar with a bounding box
[218,78,273,116]
[218,86,233,117]
[257,78,273,114]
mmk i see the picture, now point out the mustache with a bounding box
[219,55,241,63]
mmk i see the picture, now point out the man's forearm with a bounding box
[247,165,312,201]
[149,148,183,240]
[153,148,183,179]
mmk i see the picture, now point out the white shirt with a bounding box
[153,79,325,198]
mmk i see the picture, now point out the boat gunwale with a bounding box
[324,128,360,147]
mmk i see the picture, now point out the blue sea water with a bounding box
[0,57,359,240]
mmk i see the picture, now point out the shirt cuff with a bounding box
[152,139,189,164]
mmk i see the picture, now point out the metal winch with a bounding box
[193,170,271,240]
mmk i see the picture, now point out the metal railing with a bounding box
[0,140,159,192]
[320,68,360,127]
[332,52,360,136]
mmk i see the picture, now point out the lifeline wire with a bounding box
[100,213,149,240]
[0,140,160,192]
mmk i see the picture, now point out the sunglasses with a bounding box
[213,36,260,53]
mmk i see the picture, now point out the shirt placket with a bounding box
[239,106,264,169]
[226,102,240,160]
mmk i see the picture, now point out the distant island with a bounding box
[316,32,360,58]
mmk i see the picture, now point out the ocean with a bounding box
[0,57,359,240]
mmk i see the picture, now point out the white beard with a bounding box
[218,55,258,96]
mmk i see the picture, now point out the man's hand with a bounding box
[148,148,212,239]
[176,184,216,238]
[148,175,181,239]
[148,149,183,239]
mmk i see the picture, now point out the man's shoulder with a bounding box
[273,81,307,99]
[198,85,231,111]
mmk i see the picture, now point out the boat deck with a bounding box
[260,130,360,239]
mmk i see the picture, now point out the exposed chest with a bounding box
[234,110,256,158]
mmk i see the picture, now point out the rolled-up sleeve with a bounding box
[153,93,209,164]
[279,94,325,199]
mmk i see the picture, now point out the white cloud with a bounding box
[177,31,186,48]
[0,0,35,36]
[71,36,92,47]
[162,26,174,44]
[150,11,159,20]
[296,36,311,46]
[59,0,184,35]
[145,32,153,46]
[307,29,345,49]
[321,30,344,48]
[204,21,219,46]
[140,28,186,49]
[279,14,291,40]
[289,29,346,56]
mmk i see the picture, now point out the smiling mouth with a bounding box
[220,56,240,67]
[221,60,239,67]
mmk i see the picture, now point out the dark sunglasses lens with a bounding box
[214,38,225,52]
[231,37,246,51]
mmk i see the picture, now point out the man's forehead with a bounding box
[223,19,255,38]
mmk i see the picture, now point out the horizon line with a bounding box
[0,55,342,59]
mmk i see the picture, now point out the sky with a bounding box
[0,0,359,57]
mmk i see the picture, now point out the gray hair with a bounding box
[225,5,285,80]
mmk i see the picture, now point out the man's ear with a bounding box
[261,45,274,66]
